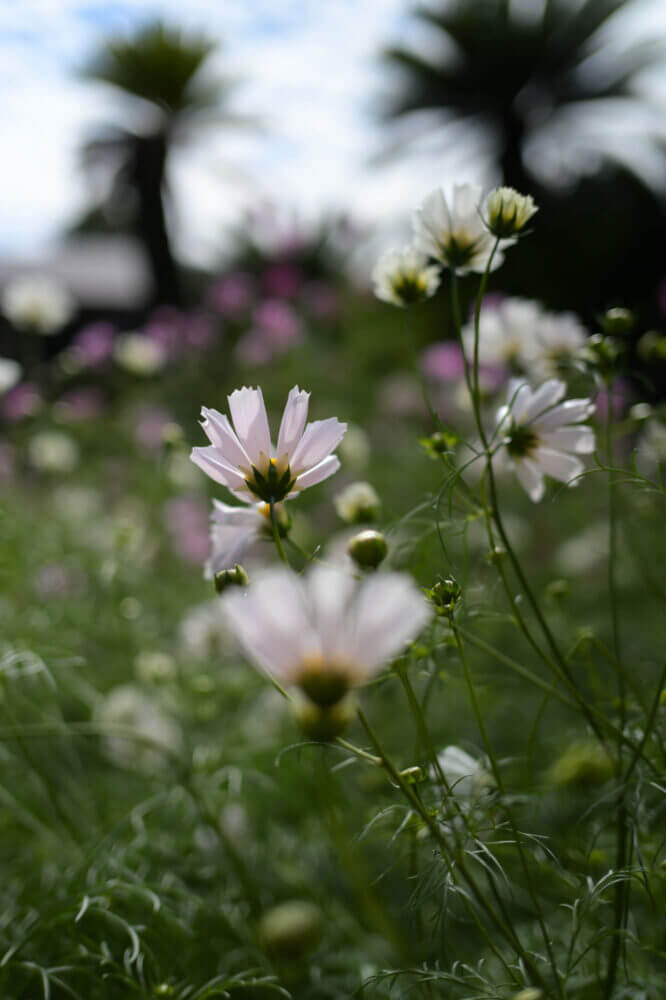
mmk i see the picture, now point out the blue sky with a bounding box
[2,0,665,267]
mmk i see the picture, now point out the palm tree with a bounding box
[381,0,666,195]
[81,21,238,305]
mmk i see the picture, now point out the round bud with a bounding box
[294,694,355,741]
[638,330,666,361]
[427,575,461,616]
[347,529,388,570]
[333,481,381,524]
[214,564,249,594]
[549,741,615,788]
[600,307,634,336]
[258,900,323,961]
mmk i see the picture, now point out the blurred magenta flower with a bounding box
[184,312,215,350]
[145,307,184,355]
[264,262,305,298]
[253,299,304,345]
[2,382,43,422]
[595,377,632,421]
[53,387,105,423]
[132,404,174,451]
[70,322,114,369]
[421,342,465,382]
[207,272,256,316]
[163,496,210,564]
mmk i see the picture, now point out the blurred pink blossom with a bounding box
[70,322,115,369]
[131,405,174,451]
[184,312,216,350]
[235,330,274,365]
[253,299,304,345]
[163,496,209,564]
[34,563,87,598]
[421,342,465,382]
[53,387,105,423]
[264,262,304,298]
[2,382,43,422]
[207,273,256,316]
[595,377,632,421]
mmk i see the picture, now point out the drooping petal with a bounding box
[201,408,252,470]
[276,386,310,466]
[350,573,431,677]
[224,570,311,683]
[228,387,272,467]
[294,455,340,490]
[539,426,596,454]
[190,446,249,491]
[289,419,347,473]
[533,447,584,484]
[514,457,545,502]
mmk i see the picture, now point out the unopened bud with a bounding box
[420,429,458,459]
[214,564,249,594]
[637,330,666,361]
[427,576,461,617]
[347,529,387,570]
[550,741,615,788]
[258,900,322,961]
[583,333,621,375]
[600,307,634,336]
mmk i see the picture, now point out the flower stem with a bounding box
[269,496,288,565]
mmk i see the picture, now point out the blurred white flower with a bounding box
[114,334,167,376]
[636,418,666,474]
[206,499,286,578]
[337,423,370,470]
[224,564,431,706]
[527,310,587,380]
[95,684,181,772]
[0,359,21,395]
[333,481,381,524]
[485,187,538,237]
[178,600,236,661]
[2,275,74,334]
[464,298,542,369]
[28,430,79,473]
[372,245,440,307]
[191,385,346,504]
[436,745,492,798]
[413,184,510,274]
[496,379,595,502]
[555,522,609,575]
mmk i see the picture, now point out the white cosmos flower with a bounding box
[485,186,538,237]
[191,385,347,504]
[526,310,587,380]
[496,379,595,502]
[205,499,285,578]
[372,245,440,307]
[413,184,511,274]
[223,564,431,706]
[436,746,492,798]
[0,358,21,394]
[2,275,75,334]
[463,298,542,369]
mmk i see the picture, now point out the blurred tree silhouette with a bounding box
[381,0,665,193]
[380,0,666,331]
[81,22,240,305]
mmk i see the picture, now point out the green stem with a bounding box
[269,497,288,565]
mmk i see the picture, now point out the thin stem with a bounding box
[451,623,564,997]
[269,497,288,564]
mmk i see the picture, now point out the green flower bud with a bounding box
[214,564,249,594]
[600,307,635,336]
[420,429,458,459]
[427,576,461,617]
[347,529,388,570]
[550,741,615,788]
[582,333,621,376]
[258,900,323,961]
[637,330,666,361]
[294,694,355,741]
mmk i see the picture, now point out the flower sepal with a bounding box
[246,460,296,503]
